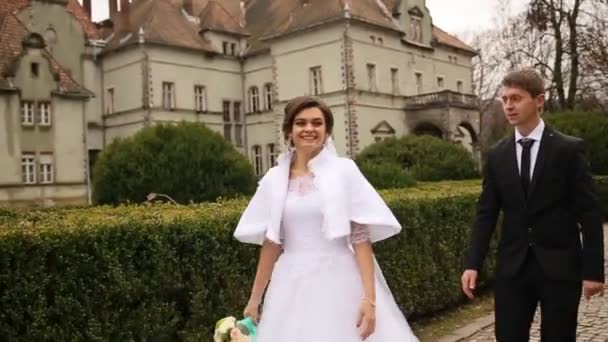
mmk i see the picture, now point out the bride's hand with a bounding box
[356,299,376,340]
[243,299,260,324]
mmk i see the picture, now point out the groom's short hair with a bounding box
[502,69,545,98]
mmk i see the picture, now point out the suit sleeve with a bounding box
[571,139,605,283]
[465,151,502,271]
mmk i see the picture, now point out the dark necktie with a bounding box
[519,138,535,197]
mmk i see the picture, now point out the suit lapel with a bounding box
[527,127,554,203]
[505,136,527,205]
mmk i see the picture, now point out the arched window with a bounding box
[248,86,260,113]
[264,83,273,110]
[252,145,263,176]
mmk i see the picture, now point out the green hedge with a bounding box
[595,176,608,219]
[356,135,480,182]
[545,112,608,175]
[0,181,489,339]
[357,160,417,189]
[92,122,257,205]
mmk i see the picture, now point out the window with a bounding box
[378,37,384,45]
[390,68,399,95]
[264,83,273,110]
[39,102,51,126]
[194,86,207,112]
[437,77,445,90]
[415,72,423,94]
[252,145,263,176]
[248,86,260,113]
[267,143,278,168]
[374,136,383,143]
[367,63,377,91]
[39,154,53,184]
[222,41,229,55]
[21,101,34,126]
[31,63,39,78]
[310,66,323,95]
[234,101,242,123]
[235,125,243,146]
[410,16,423,42]
[234,102,243,146]
[370,35,376,43]
[223,100,232,142]
[106,88,115,114]
[22,153,36,184]
[162,82,175,109]
[230,43,237,56]
[457,80,464,93]
[88,149,101,181]
[44,28,58,51]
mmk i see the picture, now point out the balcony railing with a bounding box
[404,90,478,110]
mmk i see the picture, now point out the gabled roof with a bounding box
[199,0,249,36]
[432,26,477,54]
[104,0,215,54]
[103,0,475,56]
[0,4,90,96]
[371,120,396,134]
[65,0,100,40]
[0,0,99,40]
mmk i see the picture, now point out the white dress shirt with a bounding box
[515,119,545,178]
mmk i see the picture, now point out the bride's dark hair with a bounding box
[282,96,334,146]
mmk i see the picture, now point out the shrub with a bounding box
[0,181,493,338]
[356,135,479,182]
[595,176,608,220]
[357,160,417,189]
[92,122,257,205]
[545,112,608,175]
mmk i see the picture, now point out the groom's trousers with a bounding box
[494,250,582,342]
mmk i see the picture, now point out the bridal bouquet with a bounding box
[213,316,257,342]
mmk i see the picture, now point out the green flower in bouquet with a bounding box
[214,316,257,342]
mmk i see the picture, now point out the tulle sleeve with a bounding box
[350,222,371,244]
[346,159,402,243]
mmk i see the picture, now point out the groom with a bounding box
[461,69,605,341]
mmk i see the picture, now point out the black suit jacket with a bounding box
[466,127,605,282]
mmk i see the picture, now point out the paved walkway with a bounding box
[441,225,608,342]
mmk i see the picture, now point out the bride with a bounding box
[233,96,419,341]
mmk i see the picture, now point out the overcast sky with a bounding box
[86,0,528,35]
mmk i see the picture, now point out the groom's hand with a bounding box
[583,280,604,300]
[461,270,478,299]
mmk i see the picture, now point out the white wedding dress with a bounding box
[256,174,419,341]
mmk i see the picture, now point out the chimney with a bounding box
[109,0,118,22]
[183,0,194,16]
[83,0,92,19]
[119,0,131,33]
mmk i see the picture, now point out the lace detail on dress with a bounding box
[350,222,370,244]
[288,173,316,196]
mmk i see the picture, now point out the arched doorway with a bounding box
[413,122,443,138]
[455,121,481,166]
[454,122,478,152]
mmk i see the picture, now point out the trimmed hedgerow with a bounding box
[0,181,492,339]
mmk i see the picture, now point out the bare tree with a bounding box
[473,0,608,111]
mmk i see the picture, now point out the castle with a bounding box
[0,0,479,206]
